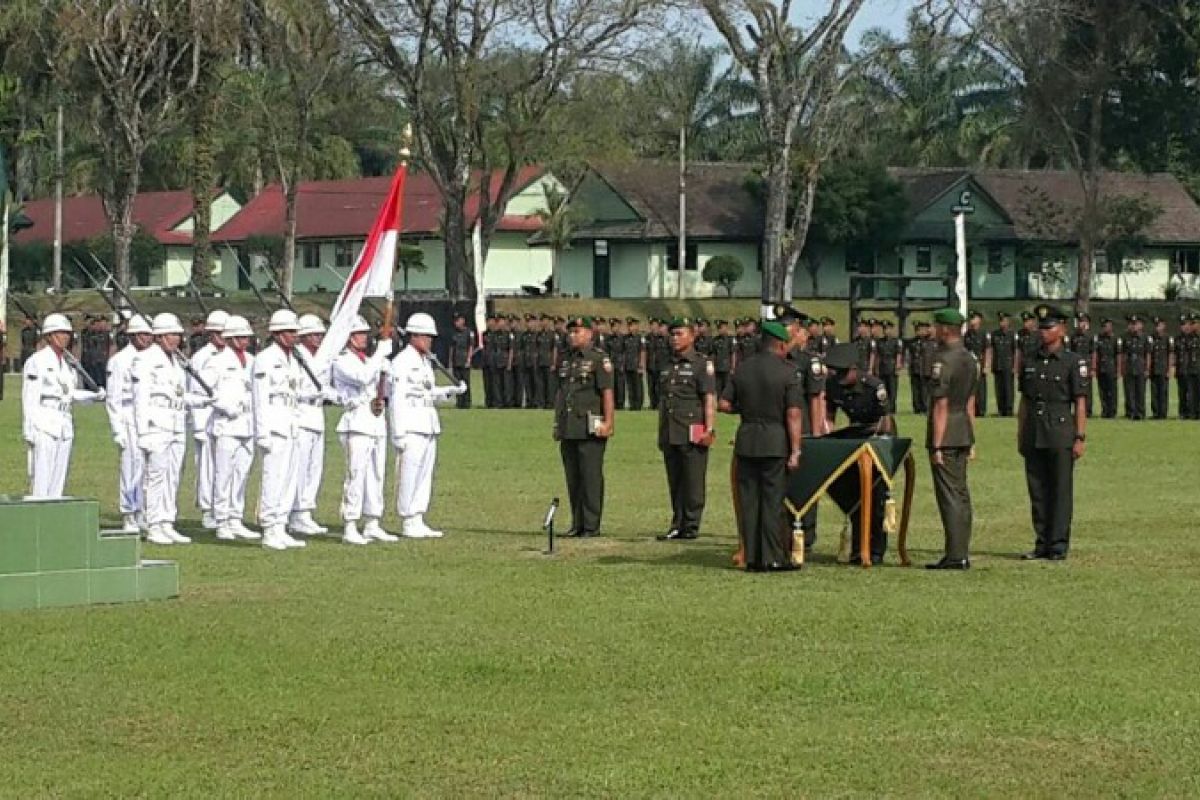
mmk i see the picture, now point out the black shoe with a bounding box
[564,528,581,538]
[1021,550,1047,561]
[680,531,698,540]
[1046,553,1067,561]
[926,557,970,570]
[656,529,683,541]
[577,530,600,538]
[744,563,766,573]
[765,561,799,572]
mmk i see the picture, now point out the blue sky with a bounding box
[848,0,913,42]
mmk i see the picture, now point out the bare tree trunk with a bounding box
[677,125,686,300]
[442,194,477,301]
[190,69,219,286]
[762,156,791,306]
[805,249,822,297]
[782,173,819,302]
[281,173,297,300]
[110,186,138,290]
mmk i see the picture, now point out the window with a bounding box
[666,242,698,271]
[1095,251,1116,274]
[987,245,1004,275]
[334,241,355,268]
[916,246,932,274]
[845,251,862,273]
[301,243,320,270]
[1176,248,1200,275]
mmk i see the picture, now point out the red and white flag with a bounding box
[315,164,407,366]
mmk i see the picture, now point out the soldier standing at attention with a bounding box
[1094,318,1120,418]
[496,315,516,408]
[905,321,926,414]
[656,317,716,541]
[718,320,804,573]
[623,317,647,411]
[646,318,664,410]
[963,311,990,416]
[991,312,1017,416]
[925,308,978,571]
[919,320,939,412]
[693,319,712,356]
[821,317,838,353]
[778,304,828,552]
[711,319,734,400]
[1148,316,1173,420]
[482,315,498,408]
[1175,315,1192,418]
[868,319,885,374]
[1015,310,1038,383]
[19,316,37,367]
[876,320,901,412]
[1019,305,1088,561]
[449,313,475,410]
[536,315,557,409]
[805,318,823,356]
[605,318,624,409]
[852,317,876,375]
[1070,313,1097,417]
[187,317,207,357]
[554,317,615,538]
[1186,314,1200,419]
[1120,314,1148,420]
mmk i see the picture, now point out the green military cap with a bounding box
[1152,315,1165,325]
[540,313,553,321]
[566,316,593,329]
[1020,310,1035,321]
[1100,317,1113,325]
[933,308,966,326]
[715,318,728,326]
[882,320,894,329]
[823,342,859,371]
[1075,311,1090,322]
[997,311,1011,320]
[1034,304,1067,328]
[1126,313,1143,323]
[912,319,924,329]
[696,317,708,325]
[761,320,789,342]
[625,316,639,323]
[969,310,983,320]
[667,316,694,331]
[507,313,520,321]
[773,304,808,324]
[868,318,881,326]
[525,313,537,321]
[821,316,835,325]
[555,315,566,323]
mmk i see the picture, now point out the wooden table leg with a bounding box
[859,451,873,568]
[898,451,915,567]
[730,456,745,568]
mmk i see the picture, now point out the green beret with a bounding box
[933,308,965,325]
[566,316,593,330]
[761,320,789,342]
[667,316,694,331]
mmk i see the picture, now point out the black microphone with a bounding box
[542,497,560,530]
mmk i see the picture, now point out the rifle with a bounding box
[185,277,211,317]
[84,253,214,397]
[10,292,102,393]
[323,263,387,323]
[225,245,323,390]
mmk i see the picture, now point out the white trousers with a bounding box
[117,420,145,514]
[27,431,72,499]
[143,437,185,526]
[395,433,438,518]
[194,434,215,512]
[339,432,386,522]
[293,428,325,513]
[258,432,299,528]
[213,435,253,524]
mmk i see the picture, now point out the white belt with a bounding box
[39,398,69,411]
[301,397,323,406]
[151,397,184,411]
[269,395,297,408]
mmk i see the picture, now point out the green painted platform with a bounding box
[0,497,178,611]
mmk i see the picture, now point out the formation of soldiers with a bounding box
[21,307,466,551]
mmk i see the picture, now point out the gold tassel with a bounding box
[884,498,898,536]
[790,516,805,567]
[837,519,852,564]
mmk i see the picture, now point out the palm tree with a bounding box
[535,183,579,295]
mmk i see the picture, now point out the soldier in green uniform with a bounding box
[1016,310,1039,392]
[963,311,990,416]
[1018,305,1089,561]
[496,315,516,408]
[554,316,616,538]
[852,318,876,375]
[609,318,627,409]
[593,317,609,354]
[904,321,926,414]
[694,319,712,356]
[623,317,647,410]
[552,316,569,405]
[1148,316,1173,420]
[1070,313,1097,417]
[481,316,497,408]
[1120,314,1148,420]
[719,320,804,572]
[876,320,901,412]
[646,318,664,410]
[1175,314,1192,418]
[919,321,939,412]
[711,319,735,399]
[536,315,558,409]
[820,317,838,353]
[777,304,827,551]
[19,316,37,368]
[449,312,476,409]
[823,342,896,564]
[805,317,823,356]
[991,312,1017,416]
[926,307,978,571]
[1095,318,1120,418]
[1186,314,1200,419]
[656,317,716,541]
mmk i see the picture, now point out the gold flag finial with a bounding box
[400,123,413,161]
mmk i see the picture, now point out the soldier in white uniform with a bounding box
[289,313,334,536]
[252,309,307,551]
[207,316,262,543]
[190,309,229,529]
[105,314,153,531]
[388,312,467,538]
[21,313,106,498]
[134,313,212,546]
[331,315,395,545]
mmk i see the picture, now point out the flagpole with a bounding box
[379,124,413,344]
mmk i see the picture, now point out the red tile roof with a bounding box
[14,190,202,247]
[211,166,546,243]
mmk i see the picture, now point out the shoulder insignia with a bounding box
[706,360,715,376]
[1079,362,1089,379]
[602,358,613,373]
[931,362,943,379]
[810,359,823,376]
[25,372,36,380]
[876,384,888,403]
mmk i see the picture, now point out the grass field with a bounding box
[2,374,1199,797]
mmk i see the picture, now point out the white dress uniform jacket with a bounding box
[252,342,303,529]
[331,347,390,522]
[21,346,103,498]
[387,345,458,522]
[189,341,223,516]
[292,347,334,520]
[208,347,256,527]
[106,343,144,514]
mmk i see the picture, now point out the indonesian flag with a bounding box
[315,164,407,366]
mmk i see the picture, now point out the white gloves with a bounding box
[374,339,395,360]
[113,431,128,449]
[92,388,107,403]
[321,386,341,405]
[454,381,467,395]
[391,435,407,452]
[256,436,273,453]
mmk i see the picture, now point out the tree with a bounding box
[340,0,666,302]
[699,0,869,309]
[702,254,744,298]
[799,159,908,296]
[953,0,1163,312]
[398,243,426,291]
[535,183,583,295]
[59,0,198,290]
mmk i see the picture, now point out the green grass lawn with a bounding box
[2,374,1199,797]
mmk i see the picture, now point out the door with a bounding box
[593,239,611,299]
